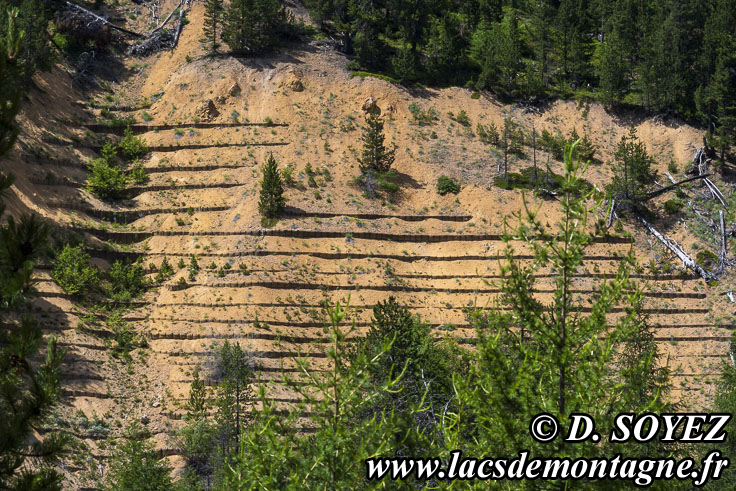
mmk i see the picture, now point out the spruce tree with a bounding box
[258,153,285,221]
[201,0,225,52]
[358,112,395,174]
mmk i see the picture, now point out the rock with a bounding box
[362,97,380,115]
[152,400,160,408]
[197,99,219,122]
[214,95,227,105]
[228,82,241,97]
[140,415,150,425]
[281,68,305,92]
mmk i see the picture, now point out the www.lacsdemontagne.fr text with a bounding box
[365,450,729,487]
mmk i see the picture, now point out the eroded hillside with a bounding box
[5,1,735,486]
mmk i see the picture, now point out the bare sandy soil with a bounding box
[3,2,734,485]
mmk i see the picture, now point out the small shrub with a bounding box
[142,111,153,122]
[281,162,297,188]
[696,249,718,270]
[453,110,470,127]
[668,159,679,174]
[108,260,149,301]
[107,310,140,362]
[663,198,684,215]
[118,127,148,161]
[52,245,99,296]
[437,175,460,195]
[476,122,500,145]
[155,257,174,283]
[408,102,438,126]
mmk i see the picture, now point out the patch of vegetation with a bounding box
[407,102,438,126]
[494,166,592,196]
[52,244,99,297]
[437,175,460,195]
[664,198,684,215]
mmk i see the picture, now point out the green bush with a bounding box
[52,245,99,296]
[128,161,148,185]
[107,260,149,301]
[696,249,718,270]
[437,175,460,195]
[118,127,148,161]
[663,198,684,214]
[87,158,128,199]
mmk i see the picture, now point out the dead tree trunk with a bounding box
[63,0,143,38]
[637,216,715,281]
[645,174,712,200]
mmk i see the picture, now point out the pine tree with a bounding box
[177,365,215,483]
[221,300,407,488]
[201,0,225,52]
[258,153,286,221]
[611,126,655,201]
[186,365,208,421]
[470,12,522,95]
[356,297,466,453]
[0,16,66,488]
[223,0,286,54]
[105,423,173,491]
[0,8,24,156]
[358,112,395,174]
[213,341,255,456]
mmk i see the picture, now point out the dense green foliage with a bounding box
[86,133,149,200]
[0,14,66,489]
[51,244,99,297]
[305,0,735,157]
[436,175,459,195]
[0,179,66,488]
[223,0,288,54]
[107,259,149,301]
[258,153,286,221]
[105,423,173,491]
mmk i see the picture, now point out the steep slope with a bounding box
[4,2,734,485]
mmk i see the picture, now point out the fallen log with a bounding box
[645,174,712,200]
[63,0,143,38]
[637,216,715,281]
